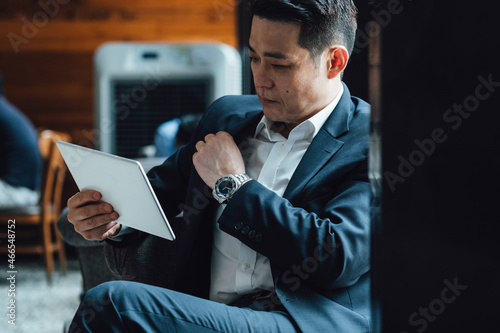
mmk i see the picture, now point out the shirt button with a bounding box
[242,262,251,271]
[279,144,285,151]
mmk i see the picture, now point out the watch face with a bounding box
[218,179,235,196]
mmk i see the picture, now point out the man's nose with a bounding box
[253,65,273,89]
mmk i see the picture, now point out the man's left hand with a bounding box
[193,131,246,189]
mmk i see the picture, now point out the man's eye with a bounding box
[249,56,258,62]
[272,64,290,69]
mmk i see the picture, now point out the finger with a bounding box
[80,221,117,241]
[215,131,231,137]
[67,190,102,209]
[68,201,115,224]
[215,131,237,146]
[76,209,119,233]
[195,140,205,152]
[100,223,121,241]
[204,133,216,142]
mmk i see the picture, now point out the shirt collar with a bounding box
[254,84,344,141]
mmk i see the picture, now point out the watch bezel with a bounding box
[213,175,239,204]
[212,174,250,204]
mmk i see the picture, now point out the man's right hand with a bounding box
[67,190,121,241]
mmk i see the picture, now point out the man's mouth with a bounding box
[258,95,276,104]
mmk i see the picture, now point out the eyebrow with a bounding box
[248,43,289,60]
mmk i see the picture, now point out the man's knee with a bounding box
[78,282,129,320]
[70,281,132,332]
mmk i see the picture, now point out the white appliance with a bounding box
[94,42,242,157]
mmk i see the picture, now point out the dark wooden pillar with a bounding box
[373,0,500,331]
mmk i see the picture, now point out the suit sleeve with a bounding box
[217,147,371,292]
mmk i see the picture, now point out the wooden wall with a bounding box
[0,0,237,145]
[0,0,237,203]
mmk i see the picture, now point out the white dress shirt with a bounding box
[209,85,344,304]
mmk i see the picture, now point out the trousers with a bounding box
[69,281,300,333]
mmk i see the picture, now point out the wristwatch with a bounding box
[212,173,251,204]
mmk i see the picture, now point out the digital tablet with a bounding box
[56,141,175,241]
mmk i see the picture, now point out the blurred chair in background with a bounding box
[0,128,71,280]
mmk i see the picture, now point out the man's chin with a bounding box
[261,106,280,121]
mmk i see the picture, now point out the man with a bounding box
[0,73,42,209]
[68,0,372,331]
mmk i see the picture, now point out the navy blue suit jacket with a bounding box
[147,84,372,332]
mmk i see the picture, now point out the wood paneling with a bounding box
[0,0,237,145]
[0,0,237,52]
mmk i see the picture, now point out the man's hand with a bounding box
[193,131,245,189]
[67,190,121,241]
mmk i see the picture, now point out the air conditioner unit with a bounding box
[94,42,242,158]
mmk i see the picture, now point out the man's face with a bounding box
[249,16,333,127]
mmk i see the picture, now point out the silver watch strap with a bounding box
[234,173,250,184]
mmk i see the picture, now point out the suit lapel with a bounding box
[283,83,354,201]
[226,110,263,145]
[283,131,345,202]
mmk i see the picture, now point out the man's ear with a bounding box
[326,46,349,79]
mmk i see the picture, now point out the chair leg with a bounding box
[55,224,67,274]
[42,220,55,280]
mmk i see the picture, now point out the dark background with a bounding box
[371,0,500,332]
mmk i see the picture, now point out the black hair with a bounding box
[249,0,358,59]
